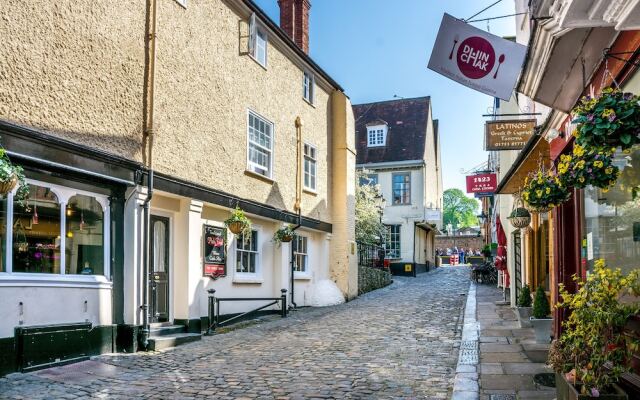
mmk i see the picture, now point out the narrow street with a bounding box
[0,268,469,400]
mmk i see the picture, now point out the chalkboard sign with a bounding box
[203,225,226,278]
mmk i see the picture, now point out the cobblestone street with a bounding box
[0,267,470,400]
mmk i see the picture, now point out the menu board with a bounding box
[203,225,226,278]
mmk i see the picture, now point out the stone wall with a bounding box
[358,266,392,295]
[435,235,484,251]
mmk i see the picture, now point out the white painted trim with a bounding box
[60,200,67,275]
[5,191,14,273]
[151,209,175,322]
[246,109,275,180]
[0,273,113,289]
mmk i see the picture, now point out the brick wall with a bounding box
[435,235,484,251]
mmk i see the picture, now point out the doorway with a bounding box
[150,215,170,323]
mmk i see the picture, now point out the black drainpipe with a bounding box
[140,169,153,349]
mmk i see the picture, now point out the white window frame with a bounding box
[303,71,314,104]
[174,0,187,8]
[293,233,312,280]
[249,14,268,68]
[385,225,401,259]
[0,178,111,288]
[303,143,317,191]
[233,226,262,283]
[247,110,275,179]
[392,172,411,205]
[367,124,387,147]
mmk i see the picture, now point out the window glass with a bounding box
[236,230,258,273]
[12,184,61,274]
[255,28,267,66]
[248,112,273,178]
[392,173,411,204]
[304,144,317,190]
[582,146,640,275]
[385,225,401,259]
[65,194,104,275]
[303,72,314,103]
[293,235,308,272]
[367,126,386,147]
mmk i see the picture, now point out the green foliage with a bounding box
[532,285,550,319]
[224,206,252,240]
[443,188,479,230]
[551,260,640,395]
[517,285,532,308]
[355,172,385,243]
[0,148,28,205]
[557,145,620,190]
[273,225,295,246]
[572,88,640,150]
[522,169,570,211]
[481,245,492,257]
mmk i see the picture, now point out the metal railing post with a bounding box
[206,289,216,335]
[280,289,288,318]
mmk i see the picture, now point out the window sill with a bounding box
[249,54,268,71]
[0,273,113,289]
[303,188,318,196]
[232,276,264,284]
[244,170,274,184]
[294,273,312,281]
[303,97,316,108]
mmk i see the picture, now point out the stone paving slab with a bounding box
[0,267,471,400]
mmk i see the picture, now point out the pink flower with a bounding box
[590,388,600,397]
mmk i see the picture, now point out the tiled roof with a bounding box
[353,97,430,165]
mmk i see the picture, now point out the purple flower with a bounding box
[608,113,617,122]
[587,113,595,122]
[624,93,633,100]
[588,168,592,173]
[591,388,600,397]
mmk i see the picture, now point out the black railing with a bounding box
[357,241,386,269]
[205,289,287,335]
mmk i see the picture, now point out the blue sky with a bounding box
[254,0,517,192]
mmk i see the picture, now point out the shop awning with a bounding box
[495,132,551,195]
[415,221,441,235]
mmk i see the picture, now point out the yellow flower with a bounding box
[594,160,604,168]
[579,176,585,183]
[602,108,614,118]
[536,190,543,197]
[546,187,551,195]
[523,192,529,201]
[575,160,586,170]
[605,167,613,175]
[602,187,609,193]
[573,145,585,157]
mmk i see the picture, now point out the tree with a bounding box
[355,172,385,243]
[443,188,479,231]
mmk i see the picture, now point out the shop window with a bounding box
[385,225,401,259]
[65,194,104,275]
[582,146,640,275]
[12,185,61,274]
[247,111,274,178]
[236,230,258,274]
[392,173,411,204]
[293,235,308,272]
[304,143,317,191]
[0,197,6,272]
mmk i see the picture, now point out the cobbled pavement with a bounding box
[0,267,470,400]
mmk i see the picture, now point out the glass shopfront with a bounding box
[582,145,640,275]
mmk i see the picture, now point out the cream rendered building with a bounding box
[0,0,356,374]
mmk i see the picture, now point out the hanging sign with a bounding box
[427,13,527,101]
[485,119,536,150]
[466,173,497,194]
[203,225,226,278]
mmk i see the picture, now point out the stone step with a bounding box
[148,333,202,351]
[150,324,187,337]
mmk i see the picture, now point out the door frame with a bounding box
[149,212,174,324]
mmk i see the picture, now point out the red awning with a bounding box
[495,216,510,288]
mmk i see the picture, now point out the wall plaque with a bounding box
[485,119,536,151]
[203,225,226,278]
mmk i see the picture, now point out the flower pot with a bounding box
[530,317,552,343]
[556,372,628,400]
[508,207,531,229]
[227,221,245,235]
[517,307,533,328]
[0,174,17,196]
[280,234,293,243]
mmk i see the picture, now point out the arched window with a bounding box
[65,194,104,275]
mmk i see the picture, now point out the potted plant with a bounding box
[0,148,29,204]
[481,245,492,258]
[273,224,295,246]
[224,206,252,238]
[549,259,640,399]
[557,144,620,191]
[508,206,531,229]
[572,88,640,151]
[516,285,533,328]
[530,285,552,344]
[523,169,571,213]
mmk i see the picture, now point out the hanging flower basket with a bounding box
[224,207,252,238]
[508,207,531,229]
[557,144,620,191]
[522,169,570,213]
[273,225,295,246]
[0,148,29,204]
[572,88,640,151]
[0,174,17,196]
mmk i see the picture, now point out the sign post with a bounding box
[428,14,527,101]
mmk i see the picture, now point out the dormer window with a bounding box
[367,124,387,147]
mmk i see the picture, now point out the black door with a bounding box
[513,231,522,304]
[150,216,170,323]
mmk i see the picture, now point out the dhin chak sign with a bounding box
[427,14,527,101]
[485,119,536,151]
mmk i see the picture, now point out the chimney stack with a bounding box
[278,0,311,54]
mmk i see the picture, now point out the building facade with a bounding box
[0,0,356,375]
[353,97,442,276]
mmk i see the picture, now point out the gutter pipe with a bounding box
[290,117,303,309]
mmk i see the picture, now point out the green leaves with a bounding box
[443,188,479,230]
